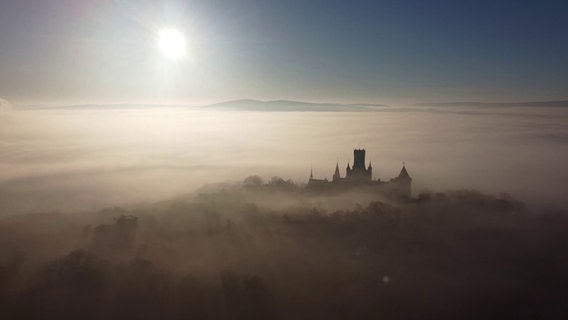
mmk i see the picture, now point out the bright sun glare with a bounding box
[158,28,186,60]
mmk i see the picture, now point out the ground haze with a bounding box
[1,106,567,216]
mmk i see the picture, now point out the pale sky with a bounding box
[1,0,567,106]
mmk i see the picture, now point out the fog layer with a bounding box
[1,106,567,215]
[1,181,566,319]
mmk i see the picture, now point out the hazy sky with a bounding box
[1,0,567,106]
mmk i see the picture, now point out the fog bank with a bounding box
[1,107,567,216]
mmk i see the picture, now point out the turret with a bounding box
[393,162,412,198]
[398,162,411,181]
[333,162,341,182]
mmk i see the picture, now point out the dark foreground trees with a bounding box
[1,189,567,319]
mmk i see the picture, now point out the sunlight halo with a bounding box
[158,28,187,60]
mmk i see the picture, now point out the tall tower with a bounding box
[346,149,372,181]
[353,149,366,170]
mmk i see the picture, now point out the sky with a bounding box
[1,0,567,106]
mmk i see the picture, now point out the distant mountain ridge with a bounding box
[413,100,568,108]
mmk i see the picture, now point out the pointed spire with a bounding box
[398,162,411,180]
[333,162,341,181]
[310,167,313,179]
[346,162,351,170]
[368,161,372,169]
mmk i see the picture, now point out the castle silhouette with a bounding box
[307,149,412,197]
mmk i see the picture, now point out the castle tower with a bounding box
[353,149,366,170]
[398,163,411,181]
[346,149,372,181]
[393,162,412,197]
[333,162,341,182]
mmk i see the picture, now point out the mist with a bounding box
[2,106,568,318]
[1,172,567,319]
[1,106,567,216]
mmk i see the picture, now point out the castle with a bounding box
[307,149,412,198]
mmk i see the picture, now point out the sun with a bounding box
[158,28,187,60]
